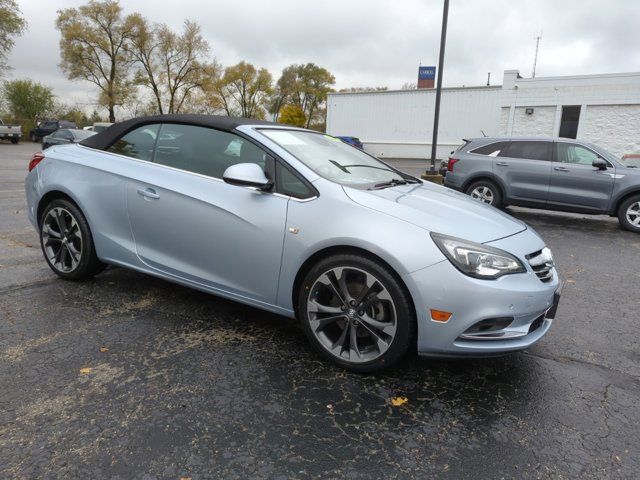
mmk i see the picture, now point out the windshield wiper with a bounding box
[329,160,397,174]
[371,178,410,189]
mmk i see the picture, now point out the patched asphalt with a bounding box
[1,143,639,479]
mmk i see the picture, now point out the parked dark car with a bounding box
[444,136,640,233]
[336,136,364,150]
[42,129,95,150]
[30,120,78,142]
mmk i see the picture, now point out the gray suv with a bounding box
[444,137,640,233]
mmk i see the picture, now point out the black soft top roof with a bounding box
[79,114,279,150]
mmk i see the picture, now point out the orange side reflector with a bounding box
[430,309,453,322]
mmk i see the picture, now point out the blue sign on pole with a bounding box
[418,66,436,80]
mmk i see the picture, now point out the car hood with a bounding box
[343,182,527,243]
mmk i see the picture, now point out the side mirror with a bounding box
[592,158,607,170]
[223,163,272,190]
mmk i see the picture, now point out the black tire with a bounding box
[617,194,640,233]
[297,253,416,373]
[11,138,19,144]
[465,179,503,208]
[39,198,106,280]
[30,133,37,142]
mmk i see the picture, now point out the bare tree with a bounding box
[217,61,273,119]
[128,17,217,114]
[56,0,137,122]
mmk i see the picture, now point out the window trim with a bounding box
[274,160,317,200]
[468,141,511,157]
[234,129,319,200]
[95,122,320,202]
[500,140,553,162]
[553,140,613,168]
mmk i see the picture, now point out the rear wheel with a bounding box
[297,254,415,372]
[39,199,106,280]
[465,179,503,208]
[30,133,37,142]
[618,194,640,233]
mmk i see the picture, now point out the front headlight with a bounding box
[431,233,526,279]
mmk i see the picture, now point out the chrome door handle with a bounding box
[554,167,569,172]
[137,187,160,199]
[495,162,509,166]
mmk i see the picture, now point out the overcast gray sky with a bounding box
[7,0,640,109]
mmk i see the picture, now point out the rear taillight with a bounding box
[28,152,45,172]
[447,157,459,172]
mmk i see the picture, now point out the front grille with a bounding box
[526,248,554,283]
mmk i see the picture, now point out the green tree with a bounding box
[274,63,335,128]
[89,109,105,124]
[217,61,273,119]
[52,104,90,127]
[3,79,55,121]
[56,0,137,122]
[278,104,306,127]
[0,0,27,74]
[128,16,215,114]
[269,65,297,122]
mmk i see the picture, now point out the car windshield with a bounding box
[72,130,96,140]
[260,129,413,188]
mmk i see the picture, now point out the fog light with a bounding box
[430,309,452,322]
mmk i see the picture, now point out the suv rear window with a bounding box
[470,141,509,156]
[502,141,551,161]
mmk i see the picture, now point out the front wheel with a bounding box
[618,195,640,233]
[11,138,19,144]
[39,199,106,280]
[465,180,503,208]
[297,254,415,372]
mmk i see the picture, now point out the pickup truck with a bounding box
[0,119,22,144]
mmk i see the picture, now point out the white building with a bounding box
[326,70,640,159]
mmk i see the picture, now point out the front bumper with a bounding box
[404,229,560,357]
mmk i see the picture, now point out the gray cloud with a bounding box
[7,0,639,110]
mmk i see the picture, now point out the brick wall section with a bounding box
[506,106,556,136]
[581,105,640,157]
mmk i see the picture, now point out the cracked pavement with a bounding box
[1,143,639,479]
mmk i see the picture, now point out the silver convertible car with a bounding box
[25,115,561,372]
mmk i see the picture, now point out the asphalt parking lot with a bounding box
[1,142,639,479]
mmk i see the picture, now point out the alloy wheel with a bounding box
[626,201,640,227]
[41,207,83,273]
[470,186,494,204]
[306,267,397,363]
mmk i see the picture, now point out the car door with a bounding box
[547,141,615,211]
[123,123,289,304]
[494,140,553,204]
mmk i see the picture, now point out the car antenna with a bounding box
[480,129,487,137]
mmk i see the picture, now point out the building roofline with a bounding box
[514,71,640,82]
[328,85,502,96]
